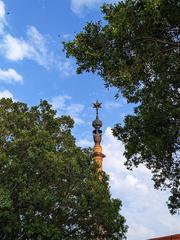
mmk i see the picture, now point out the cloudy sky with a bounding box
[0,0,179,239]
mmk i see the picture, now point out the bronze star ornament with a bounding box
[93,100,102,119]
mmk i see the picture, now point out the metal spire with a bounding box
[92,100,105,171]
[93,100,102,119]
[92,100,105,239]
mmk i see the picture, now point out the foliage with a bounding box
[64,0,180,214]
[0,98,127,239]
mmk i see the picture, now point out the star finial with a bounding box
[93,100,102,119]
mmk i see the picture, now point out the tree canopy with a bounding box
[0,98,127,239]
[64,0,180,214]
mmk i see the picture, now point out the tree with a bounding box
[64,0,180,214]
[0,98,127,239]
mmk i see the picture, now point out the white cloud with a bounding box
[104,101,122,110]
[102,127,180,240]
[0,26,74,74]
[62,33,71,40]
[26,26,55,68]
[0,68,23,83]
[58,60,75,76]
[71,0,102,14]
[51,95,85,125]
[77,138,93,147]
[0,0,6,34]
[0,34,34,61]
[0,27,55,69]
[0,89,14,99]
[0,1,74,75]
[71,0,119,14]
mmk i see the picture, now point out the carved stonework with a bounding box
[93,130,102,145]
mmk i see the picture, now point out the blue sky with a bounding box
[0,0,179,239]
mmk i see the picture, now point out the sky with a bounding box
[0,0,179,239]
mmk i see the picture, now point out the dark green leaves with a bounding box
[64,0,180,214]
[0,99,127,239]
